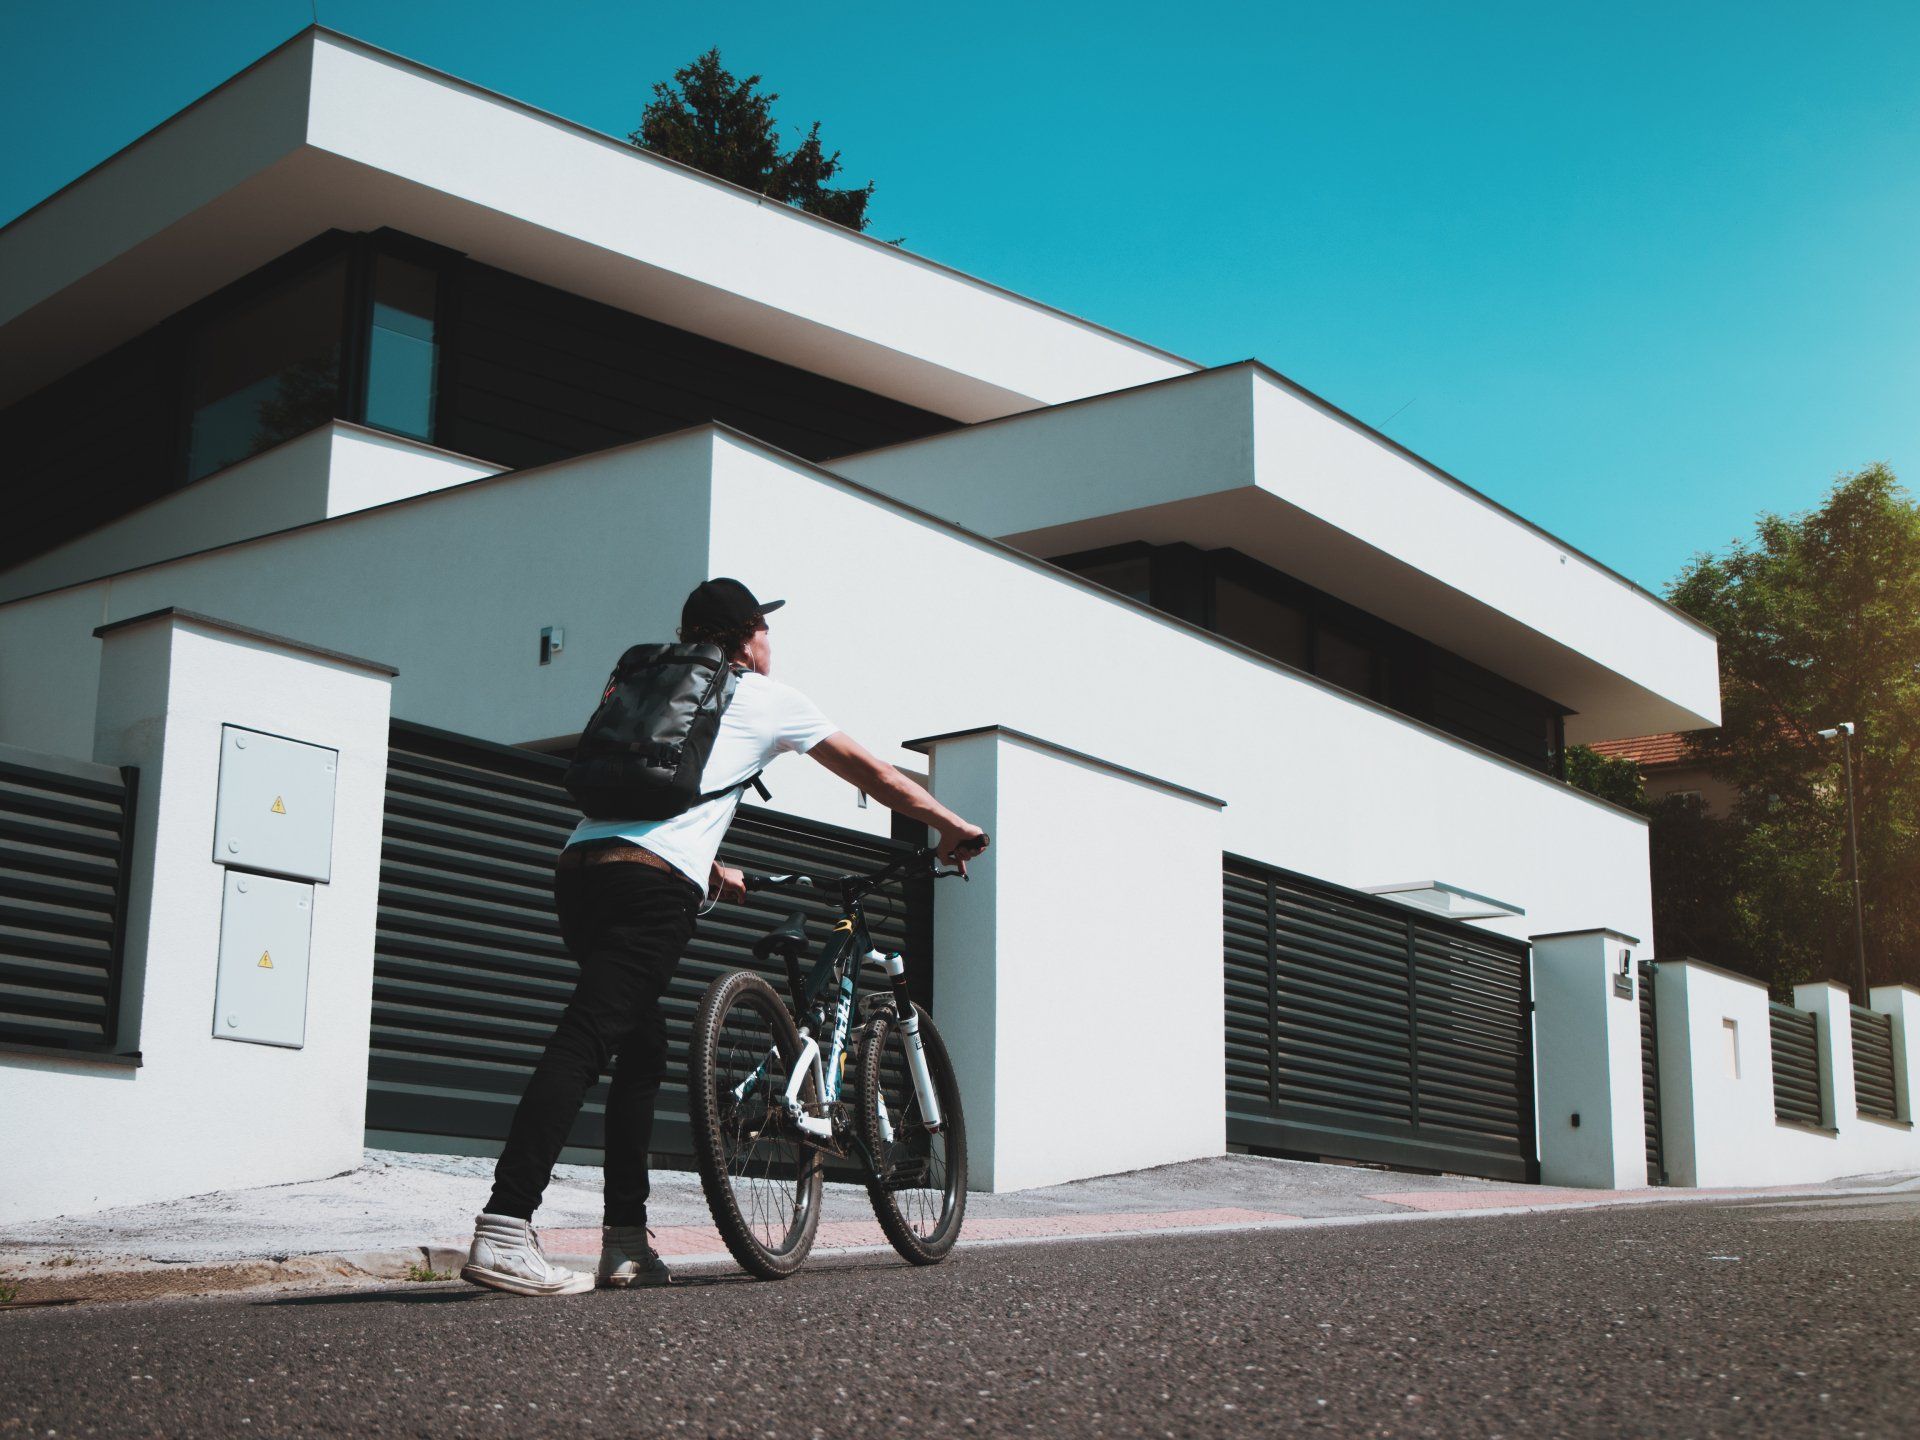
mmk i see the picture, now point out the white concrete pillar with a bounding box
[1529,928,1645,1188]
[1868,985,1920,1123]
[0,609,393,1223]
[1791,981,1853,1134]
[905,725,1226,1192]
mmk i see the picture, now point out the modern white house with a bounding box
[3,28,1915,1228]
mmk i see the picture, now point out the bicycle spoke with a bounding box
[710,1001,811,1255]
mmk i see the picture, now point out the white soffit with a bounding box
[833,364,1720,739]
[0,29,1194,415]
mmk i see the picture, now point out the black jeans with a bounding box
[486,857,702,1227]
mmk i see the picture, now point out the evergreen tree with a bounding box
[632,50,880,235]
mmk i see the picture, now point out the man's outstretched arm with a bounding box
[808,732,988,868]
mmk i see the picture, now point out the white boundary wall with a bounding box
[1655,962,1920,1187]
[0,612,393,1224]
[0,433,1667,1200]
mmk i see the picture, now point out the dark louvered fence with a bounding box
[1639,960,1664,1184]
[1852,1005,1898,1121]
[0,745,139,1054]
[1225,856,1537,1182]
[1769,1002,1823,1127]
[367,720,924,1159]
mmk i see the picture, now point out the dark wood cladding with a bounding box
[0,332,179,570]
[438,261,957,471]
[1422,650,1562,773]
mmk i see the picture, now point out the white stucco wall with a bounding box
[0,430,1654,949]
[0,613,392,1224]
[0,424,499,607]
[1654,963,1920,1188]
[705,436,1655,948]
[915,729,1225,1191]
[0,431,715,763]
[832,366,1720,741]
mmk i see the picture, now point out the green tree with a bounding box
[1646,465,1920,991]
[631,50,881,235]
[1564,744,1646,811]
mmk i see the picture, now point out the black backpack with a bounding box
[564,644,769,821]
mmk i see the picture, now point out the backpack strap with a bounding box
[697,770,772,806]
[690,665,772,806]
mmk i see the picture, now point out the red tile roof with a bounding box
[1587,732,1697,768]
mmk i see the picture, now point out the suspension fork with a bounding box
[866,948,943,1131]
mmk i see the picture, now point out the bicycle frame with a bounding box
[741,851,956,1153]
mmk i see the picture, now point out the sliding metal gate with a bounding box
[367,721,926,1159]
[1224,856,1538,1182]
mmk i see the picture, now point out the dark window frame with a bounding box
[159,229,462,492]
[350,229,465,447]
[167,230,361,492]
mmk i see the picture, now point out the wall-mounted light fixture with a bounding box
[1613,946,1634,998]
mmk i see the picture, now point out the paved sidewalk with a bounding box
[3,1149,1914,1305]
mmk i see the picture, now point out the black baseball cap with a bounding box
[681,577,785,633]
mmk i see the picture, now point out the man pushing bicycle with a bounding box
[461,577,988,1296]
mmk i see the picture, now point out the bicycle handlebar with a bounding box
[741,838,988,897]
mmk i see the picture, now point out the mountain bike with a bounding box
[687,842,982,1278]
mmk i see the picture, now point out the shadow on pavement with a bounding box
[253,1287,488,1308]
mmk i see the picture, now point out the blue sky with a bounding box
[6,1,1917,592]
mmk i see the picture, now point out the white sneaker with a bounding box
[460,1212,593,1296]
[598,1225,673,1288]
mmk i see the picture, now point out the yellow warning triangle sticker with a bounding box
[270,796,286,815]
[258,951,274,970]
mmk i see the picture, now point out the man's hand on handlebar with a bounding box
[708,862,746,905]
[935,823,990,877]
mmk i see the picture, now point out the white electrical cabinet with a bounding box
[212,871,315,1048]
[212,726,338,883]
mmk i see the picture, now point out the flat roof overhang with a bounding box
[830,364,1722,741]
[0,28,1193,416]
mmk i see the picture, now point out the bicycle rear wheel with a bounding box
[854,1005,967,1264]
[688,970,824,1279]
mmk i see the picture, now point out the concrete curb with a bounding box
[7,1174,1915,1308]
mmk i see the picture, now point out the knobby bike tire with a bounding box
[687,970,824,1279]
[854,1005,968,1264]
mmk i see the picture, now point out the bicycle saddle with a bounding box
[751,910,811,961]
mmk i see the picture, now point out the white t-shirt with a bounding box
[566,671,838,891]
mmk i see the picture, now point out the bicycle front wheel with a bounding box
[855,1005,967,1264]
[688,970,824,1279]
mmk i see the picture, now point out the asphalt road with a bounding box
[3,1191,1916,1438]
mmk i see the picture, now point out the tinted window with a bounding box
[1213,576,1309,668]
[1317,627,1384,700]
[186,257,347,481]
[365,254,439,440]
[1072,554,1153,605]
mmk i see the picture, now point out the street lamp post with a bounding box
[1816,723,1869,1004]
